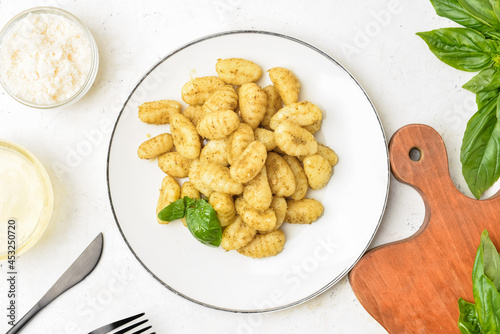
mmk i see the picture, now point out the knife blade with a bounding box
[7,232,104,334]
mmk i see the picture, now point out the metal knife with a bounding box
[6,233,104,334]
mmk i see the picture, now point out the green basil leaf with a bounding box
[461,94,500,198]
[481,230,500,290]
[186,199,222,247]
[458,298,482,334]
[157,198,187,222]
[477,89,500,108]
[417,28,495,72]
[463,68,500,93]
[490,0,500,23]
[458,0,500,28]
[431,0,500,39]
[473,230,487,285]
[473,275,500,331]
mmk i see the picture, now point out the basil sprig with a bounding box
[158,196,222,247]
[418,0,500,198]
[458,230,500,333]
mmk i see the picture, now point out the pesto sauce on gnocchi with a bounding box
[138,58,338,257]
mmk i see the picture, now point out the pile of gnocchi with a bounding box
[137,58,338,258]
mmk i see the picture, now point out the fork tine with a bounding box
[130,326,152,334]
[88,313,145,334]
[114,319,148,334]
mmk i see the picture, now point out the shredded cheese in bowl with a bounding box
[0,7,98,108]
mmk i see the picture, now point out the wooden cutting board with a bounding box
[349,124,500,333]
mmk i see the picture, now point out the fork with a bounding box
[88,313,155,334]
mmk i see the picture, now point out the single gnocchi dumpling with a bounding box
[274,121,318,157]
[239,82,268,129]
[203,85,239,113]
[235,197,277,232]
[243,166,273,211]
[157,151,190,178]
[269,101,322,130]
[216,58,262,86]
[265,152,296,197]
[303,154,332,190]
[237,229,286,258]
[187,159,214,197]
[156,175,181,224]
[230,141,267,184]
[197,161,243,195]
[285,198,324,224]
[137,133,174,159]
[221,216,256,251]
[181,76,225,105]
[138,100,182,125]
[170,113,201,160]
[268,67,300,105]
[197,110,240,140]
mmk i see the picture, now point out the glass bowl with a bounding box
[0,140,54,260]
[0,7,99,109]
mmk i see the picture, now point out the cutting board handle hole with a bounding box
[409,147,421,162]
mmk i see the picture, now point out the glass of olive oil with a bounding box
[0,140,53,260]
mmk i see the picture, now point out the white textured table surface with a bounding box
[0,0,493,333]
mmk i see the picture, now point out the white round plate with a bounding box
[107,31,389,313]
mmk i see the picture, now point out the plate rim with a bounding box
[106,29,390,313]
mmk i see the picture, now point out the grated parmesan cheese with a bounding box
[0,12,92,106]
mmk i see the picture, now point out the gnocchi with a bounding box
[265,152,296,197]
[181,76,225,105]
[137,58,339,259]
[285,198,324,224]
[274,121,318,157]
[237,230,286,258]
[137,133,174,159]
[156,175,181,224]
[157,151,190,178]
[197,109,240,140]
[235,197,277,232]
[242,166,273,211]
[216,58,262,86]
[170,113,201,160]
[303,154,332,190]
[138,100,181,125]
[239,82,268,129]
[221,216,256,251]
[230,140,267,184]
[268,67,300,105]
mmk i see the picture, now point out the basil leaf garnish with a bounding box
[459,230,500,333]
[157,198,187,221]
[463,68,500,93]
[461,95,500,199]
[477,89,500,108]
[458,298,482,334]
[457,0,500,29]
[417,28,496,71]
[185,199,222,247]
[158,196,222,247]
[431,0,500,39]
